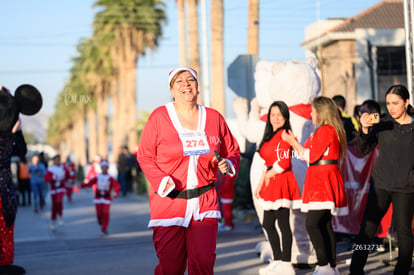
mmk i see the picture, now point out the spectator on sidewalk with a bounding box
[255,101,300,275]
[333,95,359,144]
[28,154,46,213]
[282,96,348,275]
[17,156,31,207]
[116,146,132,196]
[38,151,49,201]
[350,84,414,275]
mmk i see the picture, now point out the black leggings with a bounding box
[350,184,414,275]
[306,209,336,267]
[262,208,292,261]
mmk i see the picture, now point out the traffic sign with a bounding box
[227,54,260,99]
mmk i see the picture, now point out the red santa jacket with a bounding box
[138,103,240,228]
[44,165,69,195]
[64,161,76,184]
[301,124,348,216]
[84,162,101,183]
[82,173,120,204]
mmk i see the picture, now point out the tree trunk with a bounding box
[177,0,187,66]
[87,107,98,161]
[210,0,225,115]
[186,0,202,104]
[73,114,87,166]
[247,0,259,55]
[97,83,108,158]
[110,77,121,163]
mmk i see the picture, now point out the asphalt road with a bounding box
[13,190,401,274]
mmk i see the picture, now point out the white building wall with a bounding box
[355,28,405,103]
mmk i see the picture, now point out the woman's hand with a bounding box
[254,185,261,199]
[12,120,21,134]
[359,113,374,134]
[264,169,276,187]
[281,129,295,145]
[255,171,266,199]
[216,159,230,174]
[163,179,174,193]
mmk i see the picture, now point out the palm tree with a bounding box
[186,0,202,104]
[93,0,167,152]
[247,0,259,55]
[176,0,187,66]
[210,0,225,115]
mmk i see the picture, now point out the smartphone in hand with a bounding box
[368,113,380,124]
[214,150,223,162]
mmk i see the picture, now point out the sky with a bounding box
[0,0,381,119]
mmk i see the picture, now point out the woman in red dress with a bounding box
[255,101,301,275]
[282,96,348,275]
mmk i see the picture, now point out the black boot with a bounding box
[0,264,26,275]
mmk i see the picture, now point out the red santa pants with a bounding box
[65,186,73,201]
[0,214,14,265]
[153,218,218,275]
[51,192,64,220]
[95,203,110,232]
[218,176,235,226]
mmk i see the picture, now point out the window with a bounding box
[377,46,406,75]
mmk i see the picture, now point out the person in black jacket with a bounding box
[349,84,414,275]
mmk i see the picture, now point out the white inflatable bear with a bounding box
[233,59,320,265]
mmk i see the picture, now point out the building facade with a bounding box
[302,0,406,113]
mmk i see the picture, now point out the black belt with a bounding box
[167,182,214,200]
[309,159,338,166]
[266,166,272,171]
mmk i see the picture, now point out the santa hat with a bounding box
[100,161,109,167]
[168,67,198,86]
[0,84,42,132]
[93,154,102,162]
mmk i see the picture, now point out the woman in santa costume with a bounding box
[217,174,235,231]
[63,155,76,202]
[44,154,69,230]
[255,101,301,275]
[84,154,102,184]
[137,67,240,275]
[81,160,120,234]
[282,96,348,275]
[0,84,42,275]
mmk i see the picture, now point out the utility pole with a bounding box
[404,0,414,105]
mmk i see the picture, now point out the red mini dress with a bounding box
[258,130,301,210]
[301,125,348,216]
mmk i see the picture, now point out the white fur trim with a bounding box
[220,198,233,204]
[168,67,198,86]
[259,198,302,210]
[157,176,175,197]
[300,201,349,216]
[272,162,285,174]
[303,148,310,162]
[225,159,236,176]
[148,210,221,228]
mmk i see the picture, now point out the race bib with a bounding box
[180,132,210,156]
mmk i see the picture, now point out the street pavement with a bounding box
[13,190,401,275]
